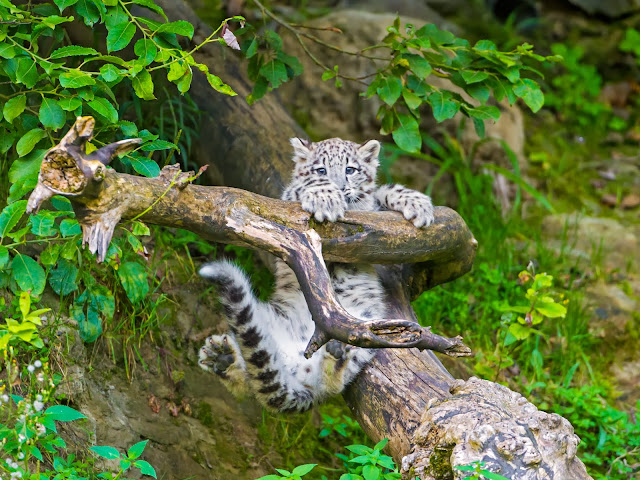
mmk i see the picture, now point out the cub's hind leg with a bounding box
[199,261,319,412]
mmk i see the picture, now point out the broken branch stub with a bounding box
[26,117,475,356]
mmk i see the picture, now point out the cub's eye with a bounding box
[315,167,327,175]
[345,167,356,175]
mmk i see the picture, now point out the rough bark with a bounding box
[58,0,593,477]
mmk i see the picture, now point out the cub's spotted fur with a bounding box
[198,138,434,412]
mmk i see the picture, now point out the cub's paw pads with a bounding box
[398,195,434,228]
[300,189,347,223]
[199,334,238,376]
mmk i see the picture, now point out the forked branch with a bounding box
[27,117,475,357]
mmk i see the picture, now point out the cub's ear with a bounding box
[357,139,381,165]
[290,137,312,162]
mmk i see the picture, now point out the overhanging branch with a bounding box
[27,117,475,357]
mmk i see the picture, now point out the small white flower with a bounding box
[35,394,43,401]
[10,472,22,479]
[10,462,18,469]
[34,360,42,368]
[27,365,35,373]
[33,401,44,412]
[17,434,26,443]
[16,453,24,460]
[1,395,8,402]
[36,373,44,382]
[5,457,12,464]
[35,423,46,436]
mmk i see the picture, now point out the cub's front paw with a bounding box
[199,334,242,378]
[300,188,347,222]
[400,194,434,228]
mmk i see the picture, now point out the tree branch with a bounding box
[27,117,475,357]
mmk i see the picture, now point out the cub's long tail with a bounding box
[199,261,314,412]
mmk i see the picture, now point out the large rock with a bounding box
[542,214,640,272]
[567,0,640,18]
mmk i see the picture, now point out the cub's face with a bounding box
[290,138,380,210]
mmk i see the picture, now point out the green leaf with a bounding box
[9,149,44,185]
[205,72,236,96]
[362,465,380,480]
[392,114,421,153]
[513,78,544,112]
[277,51,303,76]
[0,200,27,239]
[44,404,86,421]
[58,97,83,112]
[416,23,455,46]
[534,301,566,318]
[16,128,46,157]
[465,105,501,121]
[0,43,16,59]
[40,243,61,266]
[467,82,490,104]
[59,70,96,88]
[131,0,166,19]
[3,95,26,123]
[12,253,46,296]
[16,57,39,88]
[264,30,283,51]
[134,39,157,67]
[247,76,268,104]
[119,120,139,137]
[428,91,459,122]
[377,76,402,106]
[30,446,43,462]
[41,15,74,29]
[404,54,431,79]
[90,446,121,460]
[135,460,157,478]
[39,97,66,130]
[130,156,160,178]
[245,37,258,58]
[0,246,9,269]
[74,0,101,24]
[118,261,149,304]
[140,140,176,152]
[132,69,156,100]
[49,259,79,296]
[107,21,136,52]
[460,70,489,84]
[259,60,288,88]
[156,20,194,39]
[30,211,57,237]
[402,89,422,110]
[88,98,118,124]
[60,218,82,237]
[373,438,388,450]
[292,464,317,476]
[508,322,531,340]
[49,45,99,59]
[346,444,373,455]
[127,440,148,459]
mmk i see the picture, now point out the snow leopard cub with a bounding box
[198,138,434,412]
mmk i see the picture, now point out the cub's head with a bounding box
[290,137,380,210]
